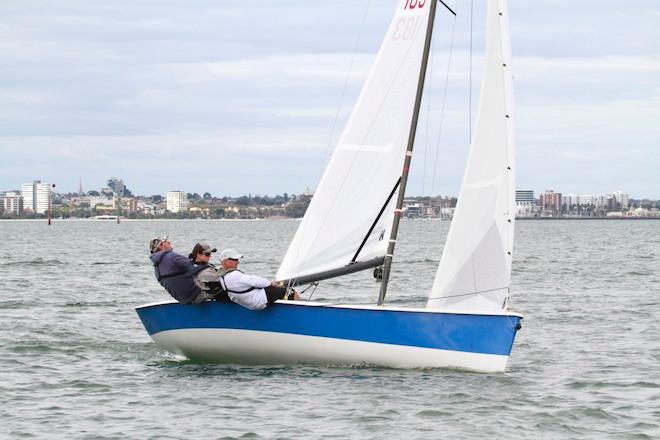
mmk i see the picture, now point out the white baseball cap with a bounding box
[219,248,243,261]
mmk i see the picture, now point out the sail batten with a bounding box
[277,0,434,284]
[428,0,516,312]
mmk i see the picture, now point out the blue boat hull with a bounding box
[136,301,522,372]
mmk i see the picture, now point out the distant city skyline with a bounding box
[4,181,657,220]
[1,1,658,198]
[0,176,656,201]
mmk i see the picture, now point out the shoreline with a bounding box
[0,217,302,222]
[516,217,660,221]
[2,217,659,222]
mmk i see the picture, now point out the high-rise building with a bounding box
[539,190,562,216]
[167,191,188,213]
[21,183,33,210]
[562,194,604,207]
[107,177,125,197]
[515,189,535,205]
[1,191,23,215]
[21,180,53,214]
[612,190,629,210]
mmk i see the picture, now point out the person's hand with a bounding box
[271,280,281,287]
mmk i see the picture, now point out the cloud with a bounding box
[518,55,660,74]
[0,0,658,198]
[165,54,373,83]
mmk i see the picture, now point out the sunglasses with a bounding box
[203,252,212,256]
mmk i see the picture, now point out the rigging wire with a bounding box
[469,0,473,143]
[430,8,458,199]
[324,0,373,157]
[287,0,372,282]
[422,3,458,303]
[416,2,458,296]
[304,282,319,301]
[428,285,509,300]
[294,0,415,287]
[414,31,435,294]
[298,282,319,300]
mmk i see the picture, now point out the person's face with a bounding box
[222,259,238,270]
[159,240,172,251]
[197,252,211,263]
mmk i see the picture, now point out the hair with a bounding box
[189,243,205,262]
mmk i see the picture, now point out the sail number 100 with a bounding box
[403,0,426,9]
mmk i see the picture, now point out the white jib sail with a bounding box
[427,0,516,311]
[277,0,432,282]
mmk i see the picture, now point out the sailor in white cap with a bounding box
[219,248,299,310]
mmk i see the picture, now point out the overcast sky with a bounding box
[1,1,658,198]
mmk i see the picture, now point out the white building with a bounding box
[515,189,537,217]
[1,191,23,215]
[167,191,188,213]
[71,196,115,209]
[612,190,629,209]
[137,201,161,215]
[404,202,422,218]
[21,183,34,211]
[563,191,629,211]
[562,194,596,207]
[439,207,455,220]
[21,180,53,214]
[516,203,538,218]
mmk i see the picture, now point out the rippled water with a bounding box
[1,219,658,439]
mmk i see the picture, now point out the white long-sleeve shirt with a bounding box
[222,269,270,311]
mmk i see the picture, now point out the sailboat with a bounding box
[136,0,522,373]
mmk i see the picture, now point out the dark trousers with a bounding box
[264,285,288,304]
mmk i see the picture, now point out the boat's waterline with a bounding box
[136,301,521,372]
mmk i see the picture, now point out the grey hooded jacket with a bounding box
[149,250,201,304]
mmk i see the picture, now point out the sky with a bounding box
[0,0,658,198]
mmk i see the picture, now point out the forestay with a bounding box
[428,0,516,312]
[277,0,433,283]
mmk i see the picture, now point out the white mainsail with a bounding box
[428,0,516,311]
[277,0,433,282]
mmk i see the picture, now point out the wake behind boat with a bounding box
[137,0,523,372]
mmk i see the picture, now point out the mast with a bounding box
[377,0,439,306]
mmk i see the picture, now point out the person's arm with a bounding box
[234,272,271,288]
[171,252,192,270]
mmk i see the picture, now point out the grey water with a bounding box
[0,219,658,439]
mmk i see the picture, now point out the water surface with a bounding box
[0,219,658,438]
